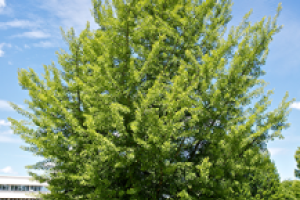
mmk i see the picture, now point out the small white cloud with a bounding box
[0,0,10,15]
[0,119,11,127]
[8,61,12,65]
[290,102,300,110]
[0,100,14,111]
[13,31,50,39]
[0,20,38,29]
[0,100,24,111]
[0,125,22,144]
[0,135,22,143]
[14,45,22,51]
[0,130,13,135]
[0,166,18,175]
[24,44,30,49]
[39,0,98,34]
[268,148,287,156]
[0,43,11,57]
[0,0,5,8]
[33,41,56,48]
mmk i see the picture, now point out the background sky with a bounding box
[0,0,300,183]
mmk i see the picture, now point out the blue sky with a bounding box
[0,0,300,183]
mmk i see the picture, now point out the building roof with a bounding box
[0,175,48,186]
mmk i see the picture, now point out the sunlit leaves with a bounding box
[6,0,296,200]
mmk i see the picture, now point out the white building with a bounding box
[0,176,49,200]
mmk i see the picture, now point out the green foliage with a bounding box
[270,184,296,200]
[7,0,294,199]
[280,179,300,199]
[295,147,300,179]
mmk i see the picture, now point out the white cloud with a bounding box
[14,45,22,51]
[0,166,18,175]
[0,20,38,29]
[0,126,22,144]
[3,0,99,51]
[0,135,22,143]
[290,102,300,110]
[8,61,12,65]
[0,43,11,57]
[13,31,50,39]
[33,41,56,48]
[0,0,5,8]
[268,148,287,156]
[38,0,99,34]
[0,100,24,111]
[0,119,11,127]
[0,100,14,111]
[0,130,13,135]
[0,3,12,16]
[24,44,30,49]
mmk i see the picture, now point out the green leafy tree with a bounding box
[281,179,300,199]
[271,184,296,200]
[243,151,282,199]
[291,180,300,199]
[294,140,300,199]
[8,0,294,199]
[295,147,300,178]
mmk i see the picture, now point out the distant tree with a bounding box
[291,180,300,199]
[295,147,300,178]
[281,179,300,199]
[271,183,296,200]
[7,0,294,199]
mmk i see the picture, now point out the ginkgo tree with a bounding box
[8,0,295,199]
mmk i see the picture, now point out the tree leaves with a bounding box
[6,0,295,199]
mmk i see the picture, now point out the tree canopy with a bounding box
[7,0,295,199]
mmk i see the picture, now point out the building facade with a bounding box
[0,176,49,200]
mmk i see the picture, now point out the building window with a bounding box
[0,184,9,190]
[30,186,41,191]
[3,185,45,192]
[22,185,29,191]
[41,186,49,192]
[11,185,22,191]
[10,185,30,191]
